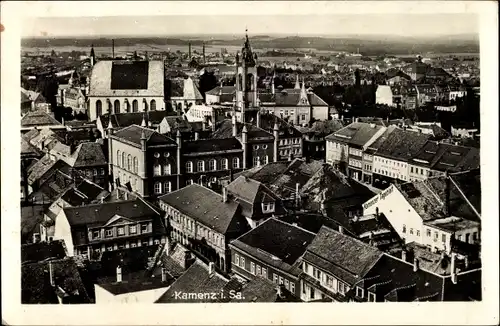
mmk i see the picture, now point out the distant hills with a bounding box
[21,34,479,56]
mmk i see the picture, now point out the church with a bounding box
[87,46,166,121]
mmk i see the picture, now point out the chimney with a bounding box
[161,267,167,282]
[401,250,407,262]
[194,131,199,141]
[208,262,215,276]
[451,253,457,284]
[222,187,228,202]
[413,258,419,272]
[338,225,343,234]
[116,265,122,283]
[49,261,54,286]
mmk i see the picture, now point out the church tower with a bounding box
[90,44,96,68]
[235,29,258,124]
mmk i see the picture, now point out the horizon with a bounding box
[22,14,479,38]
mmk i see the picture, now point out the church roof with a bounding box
[88,60,164,97]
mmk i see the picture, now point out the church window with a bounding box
[133,157,138,174]
[121,152,126,168]
[114,100,120,114]
[127,155,132,171]
[132,100,139,112]
[150,100,156,111]
[96,100,102,117]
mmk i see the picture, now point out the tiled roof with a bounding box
[258,114,303,138]
[21,240,67,264]
[411,141,480,173]
[183,137,242,154]
[21,137,43,157]
[72,142,107,167]
[21,90,32,103]
[59,179,108,206]
[232,218,315,266]
[231,161,290,185]
[325,122,384,147]
[158,184,244,234]
[97,270,173,296]
[375,128,430,161]
[163,116,194,133]
[212,119,273,140]
[365,125,398,154]
[22,257,91,304]
[298,119,345,137]
[21,112,62,127]
[268,159,324,199]
[155,259,230,303]
[89,60,164,97]
[159,243,190,278]
[227,175,280,204]
[303,226,382,285]
[63,199,162,227]
[206,86,236,96]
[113,124,177,147]
[27,156,72,186]
[100,111,176,129]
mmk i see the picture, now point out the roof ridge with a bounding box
[273,217,316,236]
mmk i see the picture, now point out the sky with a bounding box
[22,14,478,38]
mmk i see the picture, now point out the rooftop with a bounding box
[113,124,177,147]
[325,122,384,148]
[21,112,62,128]
[375,128,431,161]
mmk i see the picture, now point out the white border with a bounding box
[1,1,498,325]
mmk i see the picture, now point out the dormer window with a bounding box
[262,202,275,213]
[368,292,376,302]
[356,286,364,298]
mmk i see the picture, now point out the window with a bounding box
[253,156,260,167]
[132,100,139,112]
[256,265,261,276]
[235,253,239,265]
[127,155,132,171]
[121,152,126,168]
[442,233,447,243]
[426,229,431,237]
[410,228,414,235]
[250,262,255,274]
[285,279,289,289]
[273,274,278,284]
[416,230,420,237]
[240,257,245,269]
[141,224,149,233]
[197,161,205,172]
[133,157,138,174]
[279,276,284,285]
[310,287,315,299]
[154,164,161,176]
[117,150,121,167]
[209,159,217,171]
[338,281,345,294]
[154,182,161,194]
[434,231,438,239]
[93,231,99,238]
[368,292,376,302]
[106,229,113,237]
[150,99,156,111]
[262,202,275,213]
[473,232,478,241]
[402,225,407,233]
[163,163,171,175]
[93,169,98,176]
[254,145,259,150]
[263,155,269,164]
[290,282,295,293]
[114,100,120,114]
[164,181,171,193]
[186,161,193,173]
[232,157,240,169]
[262,144,268,149]
[262,267,267,279]
[101,169,105,175]
[96,100,103,117]
[301,114,306,121]
[356,286,364,298]
[130,225,137,234]
[221,158,228,170]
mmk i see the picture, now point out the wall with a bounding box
[325,140,348,165]
[300,260,351,302]
[312,106,329,121]
[408,164,432,182]
[88,96,165,121]
[373,155,410,182]
[54,211,75,256]
[375,86,393,106]
[110,139,144,194]
[363,185,423,245]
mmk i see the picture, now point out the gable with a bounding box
[103,214,135,227]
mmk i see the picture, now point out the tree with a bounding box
[198,71,218,101]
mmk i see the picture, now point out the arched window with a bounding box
[164,163,171,175]
[186,161,193,173]
[114,100,120,114]
[133,157,138,174]
[197,161,205,172]
[154,182,162,194]
[232,157,240,169]
[96,100,102,117]
[150,100,156,111]
[164,181,171,194]
[127,155,132,171]
[132,100,139,112]
[121,152,126,168]
[153,164,161,176]
[209,159,217,171]
[117,150,121,167]
[221,158,228,170]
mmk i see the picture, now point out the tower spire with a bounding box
[294,74,300,89]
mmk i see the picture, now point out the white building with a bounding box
[375,85,394,106]
[87,60,165,121]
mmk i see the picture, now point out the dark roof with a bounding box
[231,161,290,185]
[113,125,177,147]
[97,270,173,296]
[100,111,177,129]
[258,114,303,138]
[110,61,149,90]
[163,116,193,133]
[212,119,273,140]
[303,226,382,285]
[205,86,236,96]
[298,119,346,137]
[22,257,91,304]
[63,199,161,227]
[412,141,480,172]
[158,184,244,234]
[155,259,230,303]
[229,277,299,302]
[183,137,242,154]
[21,112,62,127]
[268,159,324,199]
[226,175,280,204]
[72,142,107,167]
[27,156,72,186]
[60,179,108,206]
[21,240,67,264]
[21,137,43,157]
[232,218,315,266]
[376,128,430,161]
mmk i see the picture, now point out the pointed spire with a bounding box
[107,116,114,130]
[140,128,147,141]
[294,74,300,89]
[141,113,147,127]
[301,77,306,93]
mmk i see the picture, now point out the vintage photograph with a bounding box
[17,6,484,306]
